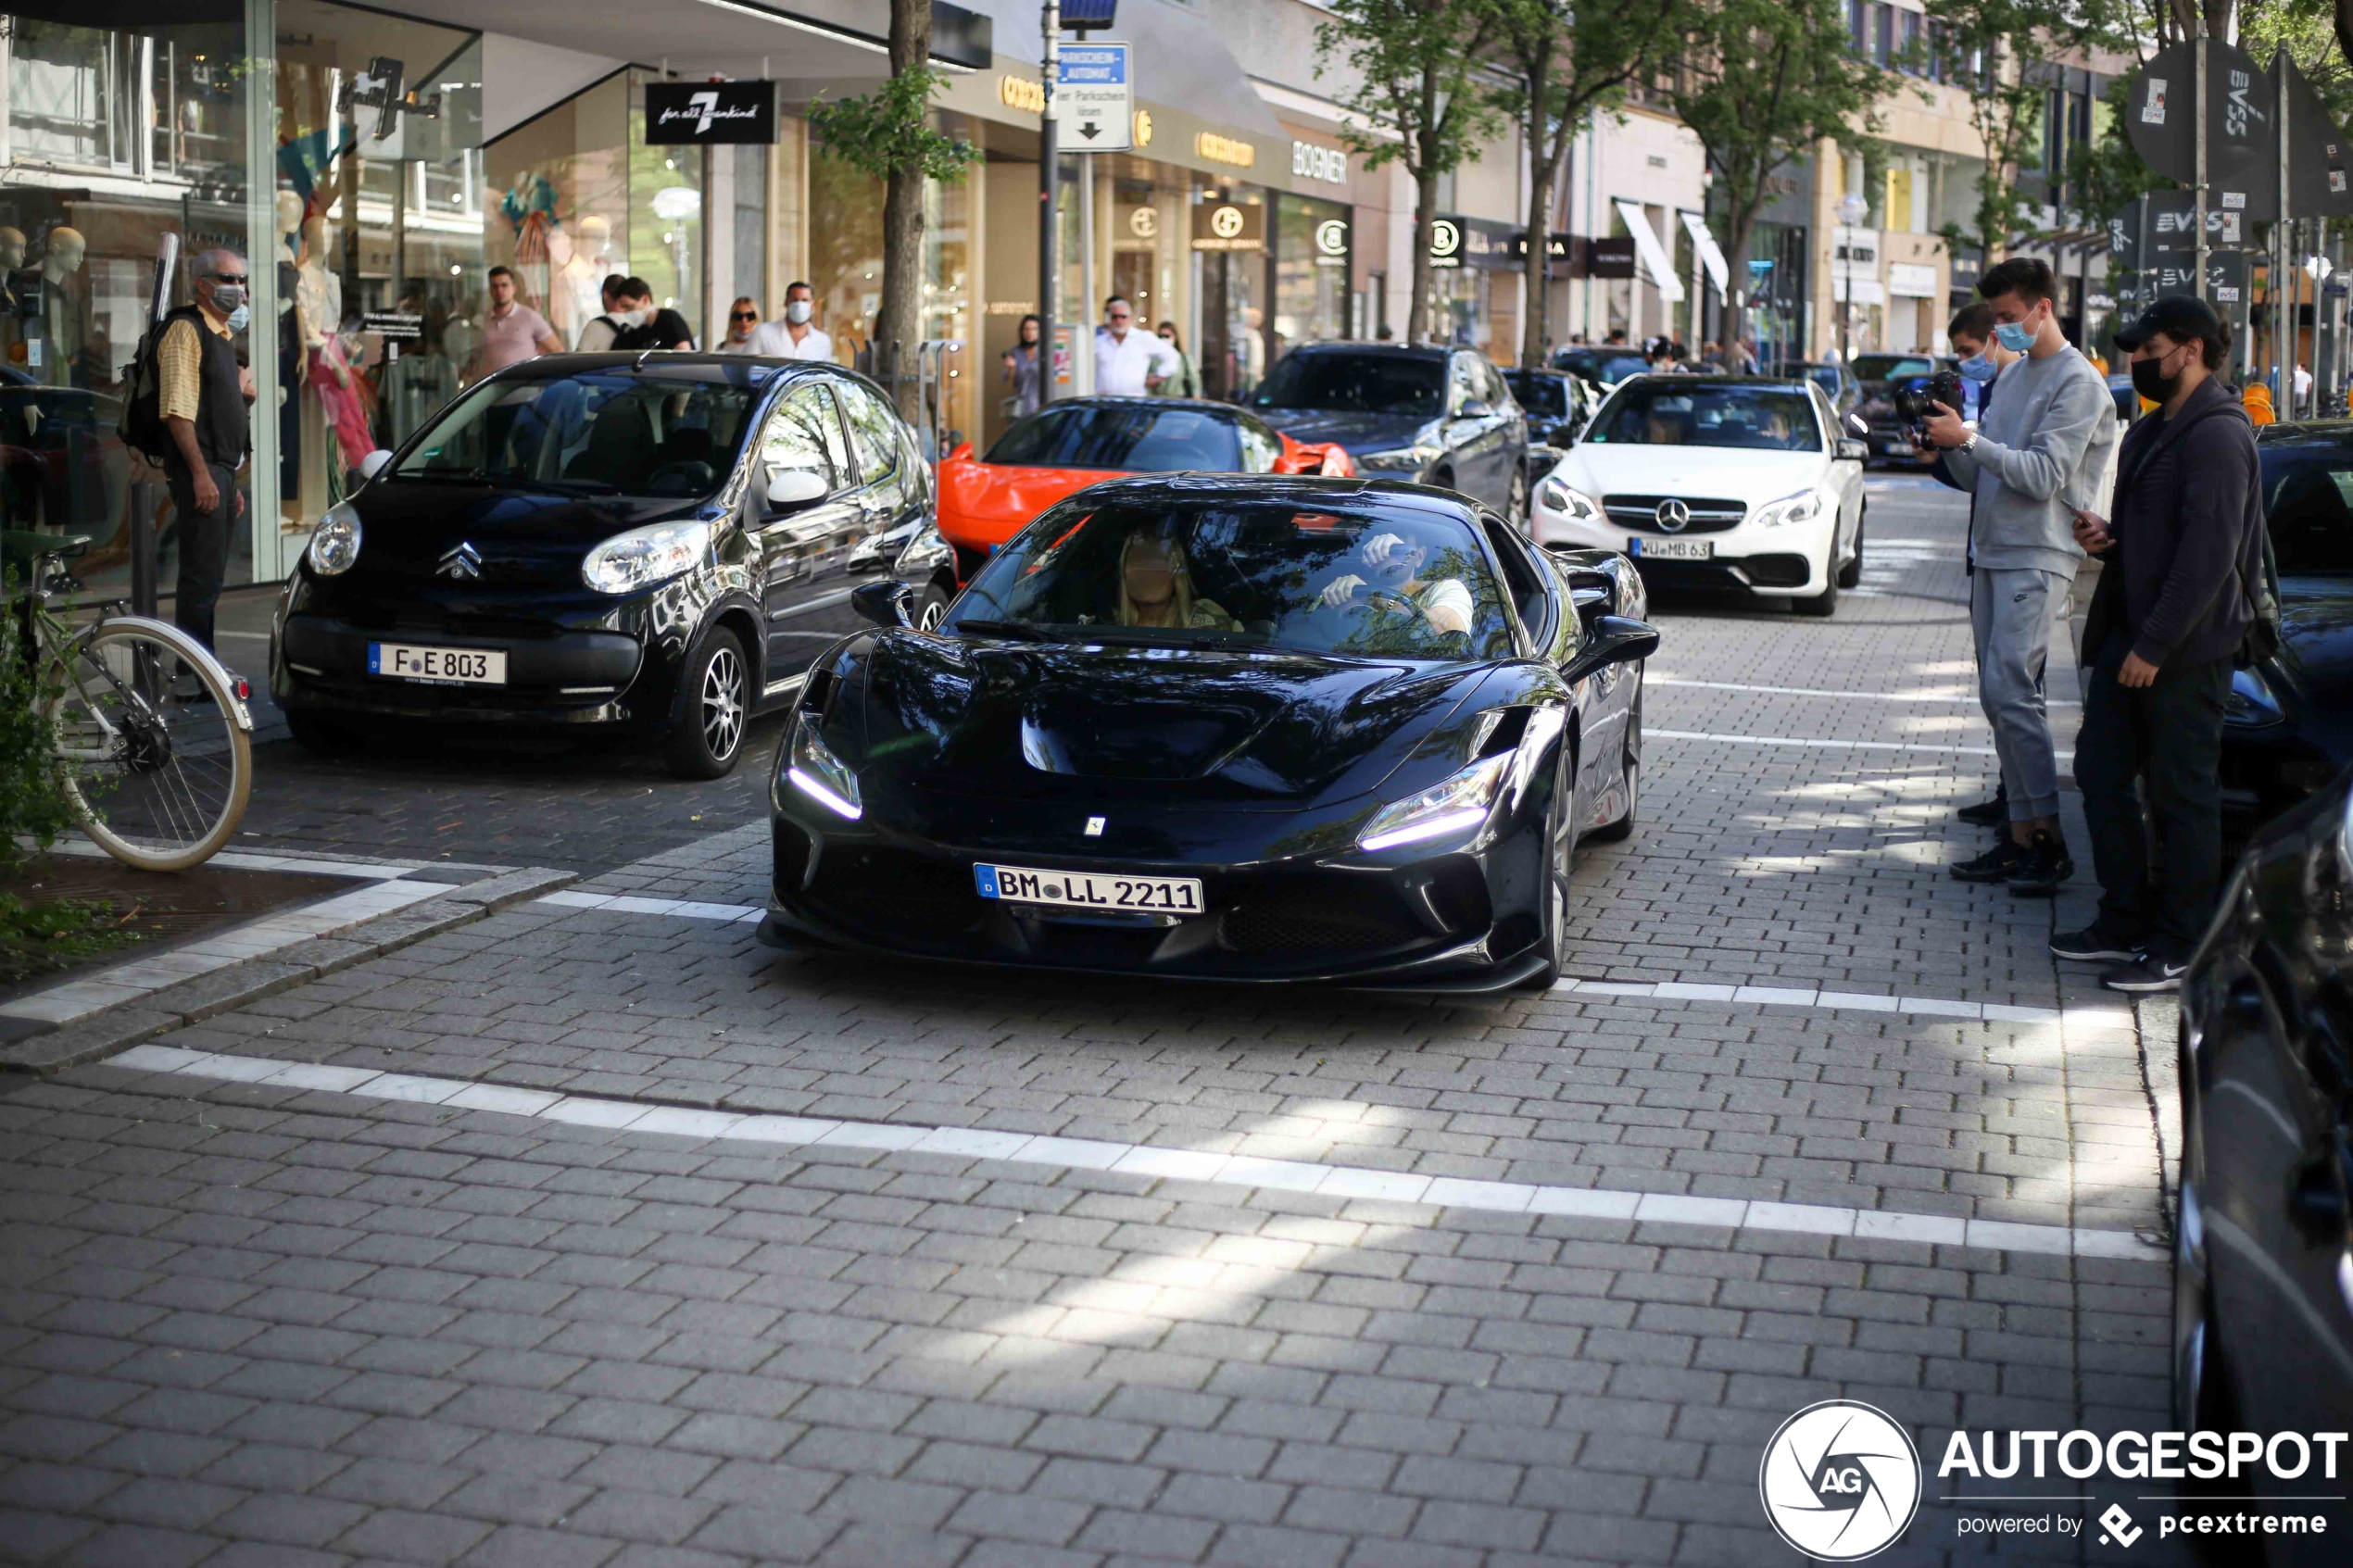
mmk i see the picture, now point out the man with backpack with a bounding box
[152,248,253,660]
[2057,295,2266,992]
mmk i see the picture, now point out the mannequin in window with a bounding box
[276,192,304,521]
[0,227,28,372]
[37,227,87,388]
[562,214,618,349]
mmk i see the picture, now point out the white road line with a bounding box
[1652,729,2076,763]
[102,1043,2159,1262]
[522,894,2108,1028]
[1652,677,2077,708]
[33,840,428,881]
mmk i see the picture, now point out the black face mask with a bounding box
[2131,348,2186,403]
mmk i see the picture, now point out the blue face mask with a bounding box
[1957,352,1996,383]
[1993,318,2036,353]
[226,304,251,334]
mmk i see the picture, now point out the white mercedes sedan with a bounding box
[1529,374,1869,617]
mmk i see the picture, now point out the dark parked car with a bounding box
[2174,776,2353,1566]
[1249,343,1530,521]
[1502,367,1600,451]
[2218,423,2353,829]
[1771,359,1860,420]
[1553,346,1650,388]
[1846,352,1956,464]
[271,353,932,778]
[761,473,1655,990]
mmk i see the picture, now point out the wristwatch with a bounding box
[1958,432,1980,455]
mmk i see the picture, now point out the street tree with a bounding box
[1922,0,2129,264]
[805,0,980,414]
[1668,0,1891,355]
[1487,0,1686,369]
[1315,0,1504,344]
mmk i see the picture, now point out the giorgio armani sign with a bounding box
[645,81,777,144]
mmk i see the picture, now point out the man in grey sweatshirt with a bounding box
[1921,257,2117,894]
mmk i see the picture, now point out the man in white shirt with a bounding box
[750,281,834,361]
[1094,295,1176,395]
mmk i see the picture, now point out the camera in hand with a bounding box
[1893,369,1965,423]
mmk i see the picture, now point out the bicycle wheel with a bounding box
[44,617,253,872]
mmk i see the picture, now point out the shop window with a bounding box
[1,12,250,602]
[809,146,882,365]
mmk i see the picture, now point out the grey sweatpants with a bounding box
[1969,566,2068,823]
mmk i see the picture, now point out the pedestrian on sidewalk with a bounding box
[157,246,253,662]
[1932,300,2024,830]
[1921,257,2116,896]
[2055,295,2263,993]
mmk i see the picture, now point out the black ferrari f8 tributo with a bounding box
[758,474,1655,990]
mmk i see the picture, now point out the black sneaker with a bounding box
[1951,836,2028,882]
[1957,790,2009,829]
[2103,955,2189,993]
[2051,923,2147,963]
[2006,830,2073,897]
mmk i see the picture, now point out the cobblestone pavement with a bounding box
[3,475,2192,1565]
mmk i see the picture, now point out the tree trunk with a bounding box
[1411,166,1441,345]
[879,0,933,419]
[1521,119,1563,370]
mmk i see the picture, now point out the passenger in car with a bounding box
[1316,532,1474,635]
[1116,533,1239,631]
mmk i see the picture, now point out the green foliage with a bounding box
[2067,74,2168,226]
[0,571,77,875]
[1672,0,1894,311]
[1922,0,2134,260]
[0,893,136,987]
[2242,0,2353,127]
[1315,0,1504,180]
[805,63,980,187]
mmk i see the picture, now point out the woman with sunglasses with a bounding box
[716,296,762,354]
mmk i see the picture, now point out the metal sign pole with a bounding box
[1038,1,1061,405]
[2196,20,2209,302]
[2277,48,2292,412]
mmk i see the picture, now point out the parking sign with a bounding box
[1055,42,1132,151]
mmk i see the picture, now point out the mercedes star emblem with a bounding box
[437,542,483,580]
[1654,498,1692,533]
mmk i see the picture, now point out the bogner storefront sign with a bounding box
[645,81,778,144]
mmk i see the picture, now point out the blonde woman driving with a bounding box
[1117,534,1238,631]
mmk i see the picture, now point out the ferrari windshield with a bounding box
[393,364,766,495]
[1587,383,1820,452]
[987,403,1242,471]
[947,495,1517,661]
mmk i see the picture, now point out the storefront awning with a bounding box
[1613,199,1684,304]
[1680,212,1730,300]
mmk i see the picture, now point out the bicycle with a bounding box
[6,528,253,872]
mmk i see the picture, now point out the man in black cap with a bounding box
[2055,295,2263,991]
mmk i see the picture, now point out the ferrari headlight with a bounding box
[1359,752,1512,852]
[1357,442,1444,471]
[1540,480,1603,521]
[1754,489,1826,528]
[786,712,862,820]
[582,519,711,595]
[307,504,362,576]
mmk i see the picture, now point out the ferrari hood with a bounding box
[937,459,1121,550]
[856,633,1480,807]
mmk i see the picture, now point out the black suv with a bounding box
[1249,343,1530,521]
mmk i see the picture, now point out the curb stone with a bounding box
[0,865,575,1075]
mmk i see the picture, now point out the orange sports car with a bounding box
[924,397,1352,608]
